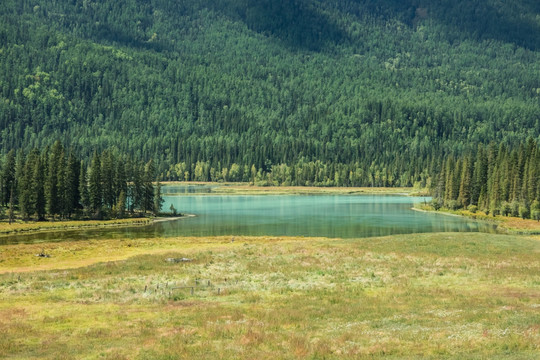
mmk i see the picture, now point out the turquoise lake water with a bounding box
[0,185,497,244]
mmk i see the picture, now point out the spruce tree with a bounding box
[153,179,164,215]
[101,150,115,209]
[116,190,126,219]
[33,155,46,221]
[46,141,63,218]
[64,153,79,217]
[1,149,15,206]
[79,161,90,214]
[19,151,34,220]
[89,152,102,214]
[143,160,155,213]
[458,155,473,208]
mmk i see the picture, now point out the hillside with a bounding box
[1,0,539,185]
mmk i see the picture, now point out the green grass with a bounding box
[0,233,538,359]
[415,204,540,234]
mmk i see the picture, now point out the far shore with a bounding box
[161,181,426,196]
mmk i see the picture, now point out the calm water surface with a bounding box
[0,185,497,244]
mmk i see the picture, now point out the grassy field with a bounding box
[1,233,538,359]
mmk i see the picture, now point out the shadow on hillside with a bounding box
[349,0,540,50]
[212,0,350,52]
[92,23,169,53]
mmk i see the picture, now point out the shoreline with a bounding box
[412,205,540,235]
[162,182,425,196]
[0,215,190,237]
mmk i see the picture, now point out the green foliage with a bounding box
[2,144,153,221]
[467,205,478,214]
[153,180,164,216]
[435,140,540,219]
[430,198,442,211]
[519,206,530,220]
[0,1,539,185]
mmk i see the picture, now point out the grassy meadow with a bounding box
[0,218,153,236]
[0,233,538,359]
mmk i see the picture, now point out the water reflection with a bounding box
[0,187,498,245]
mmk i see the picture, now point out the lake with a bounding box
[0,185,497,244]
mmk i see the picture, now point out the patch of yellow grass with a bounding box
[0,218,153,235]
[0,236,325,273]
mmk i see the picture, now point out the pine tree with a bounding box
[46,141,63,218]
[89,152,102,214]
[1,149,16,206]
[56,147,67,218]
[458,155,473,207]
[143,160,155,213]
[33,155,46,221]
[101,150,115,209]
[79,161,90,214]
[64,153,79,217]
[153,179,164,215]
[131,162,144,212]
[116,190,126,219]
[19,151,35,220]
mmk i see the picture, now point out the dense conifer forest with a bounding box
[0,141,162,221]
[432,139,540,220]
[0,1,539,187]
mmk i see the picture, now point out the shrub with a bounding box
[467,205,478,213]
[431,198,442,210]
[511,201,520,217]
[500,202,512,216]
[446,200,461,210]
[519,205,530,219]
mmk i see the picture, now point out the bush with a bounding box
[532,209,540,221]
[500,202,512,216]
[511,201,520,217]
[446,200,461,210]
[430,198,442,210]
[467,205,478,213]
[519,205,530,219]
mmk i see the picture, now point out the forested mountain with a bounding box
[0,0,539,185]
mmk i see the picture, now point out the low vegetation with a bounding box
[164,183,417,195]
[416,203,540,235]
[0,217,153,236]
[1,233,538,358]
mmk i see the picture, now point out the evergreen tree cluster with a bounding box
[166,159,430,188]
[433,140,540,220]
[0,1,539,180]
[0,141,162,221]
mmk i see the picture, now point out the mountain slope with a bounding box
[0,0,539,184]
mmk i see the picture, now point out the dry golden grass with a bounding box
[0,233,538,359]
[0,218,152,236]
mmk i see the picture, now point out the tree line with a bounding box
[0,141,163,222]
[432,139,540,220]
[165,158,431,188]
